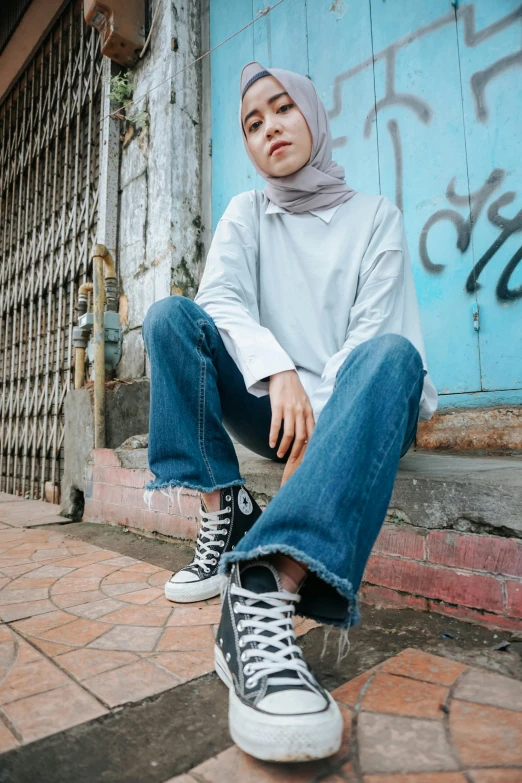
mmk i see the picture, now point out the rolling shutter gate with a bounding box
[0,1,103,499]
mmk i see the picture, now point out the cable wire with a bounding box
[104,0,286,122]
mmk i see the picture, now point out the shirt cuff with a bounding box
[242,351,296,396]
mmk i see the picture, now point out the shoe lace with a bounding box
[231,584,317,690]
[192,506,231,573]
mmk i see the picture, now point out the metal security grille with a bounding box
[0,0,103,499]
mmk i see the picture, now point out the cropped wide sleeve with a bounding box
[195,195,295,396]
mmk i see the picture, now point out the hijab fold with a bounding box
[240,61,356,214]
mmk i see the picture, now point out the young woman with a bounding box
[143,61,437,764]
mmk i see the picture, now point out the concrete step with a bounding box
[83,446,522,632]
[234,444,522,535]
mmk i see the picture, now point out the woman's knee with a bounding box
[371,334,422,368]
[338,334,422,383]
[143,295,199,340]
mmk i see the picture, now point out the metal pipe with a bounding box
[74,348,86,390]
[92,243,118,311]
[74,282,93,389]
[77,281,93,316]
[92,250,106,448]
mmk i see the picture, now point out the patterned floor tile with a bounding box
[0,718,18,752]
[360,673,447,720]
[88,625,163,652]
[157,625,215,652]
[452,668,522,712]
[82,659,181,707]
[380,648,467,686]
[450,700,522,767]
[55,649,140,680]
[2,682,107,743]
[147,650,215,681]
[0,599,56,622]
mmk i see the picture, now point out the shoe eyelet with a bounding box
[218,541,225,547]
[246,677,255,688]
[225,495,231,501]
[233,602,240,613]
[240,651,248,662]
[237,621,243,632]
[219,638,223,646]
[225,652,231,662]
[244,664,252,675]
[239,638,245,648]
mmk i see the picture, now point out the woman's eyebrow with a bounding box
[242,92,290,127]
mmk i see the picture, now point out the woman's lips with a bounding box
[270,142,291,156]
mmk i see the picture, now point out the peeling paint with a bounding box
[329,0,348,21]
[151,240,176,267]
[119,294,129,326]
[417,406,522,452]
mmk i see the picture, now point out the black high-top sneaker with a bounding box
[164,486,262,603]
[214,561,343,762]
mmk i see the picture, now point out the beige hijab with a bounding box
[240,61,356,214]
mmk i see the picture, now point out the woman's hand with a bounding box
[280,442,307,486]
[268,370,315,463]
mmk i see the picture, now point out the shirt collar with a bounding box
[265,200,342,224]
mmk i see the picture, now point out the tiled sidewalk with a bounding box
[2,499,522,783]
[0,518,313,751]
[166,647,522,783]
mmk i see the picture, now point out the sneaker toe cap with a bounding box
[168,569,201,584]
[257,689,329,716]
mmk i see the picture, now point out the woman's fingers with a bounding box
[269,404,283,449]
[288,412,307,463]
[277,407,295,458]
[306,412,315,442]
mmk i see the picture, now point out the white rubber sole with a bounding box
[164,573,225,603]
[214,645,343,762]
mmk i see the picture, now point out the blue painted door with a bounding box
[209,0,522,406]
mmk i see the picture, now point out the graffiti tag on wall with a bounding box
[329,4,522,301]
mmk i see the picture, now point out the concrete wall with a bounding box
[116,0,208,383]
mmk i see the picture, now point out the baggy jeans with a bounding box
[142,296,424,628]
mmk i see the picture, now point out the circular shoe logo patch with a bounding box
[237,487,253,515]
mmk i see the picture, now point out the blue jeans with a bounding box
[143,296,424,628]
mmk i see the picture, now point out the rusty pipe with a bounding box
[74,282,94,389]
[77,281,93,317]
[91,243,118,311]
[74,348,86,390]
[92,248,107,449]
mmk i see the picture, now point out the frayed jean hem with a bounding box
[144,477,245,494]
[219,543,360,630]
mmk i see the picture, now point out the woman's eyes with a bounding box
[248,103,294,133]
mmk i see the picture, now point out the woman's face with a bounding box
[241,75,312,177]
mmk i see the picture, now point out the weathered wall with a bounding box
[116,0,206,383]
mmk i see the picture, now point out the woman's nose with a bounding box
[265,118,283,139]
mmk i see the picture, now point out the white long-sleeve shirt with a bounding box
[195,190,438,422]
